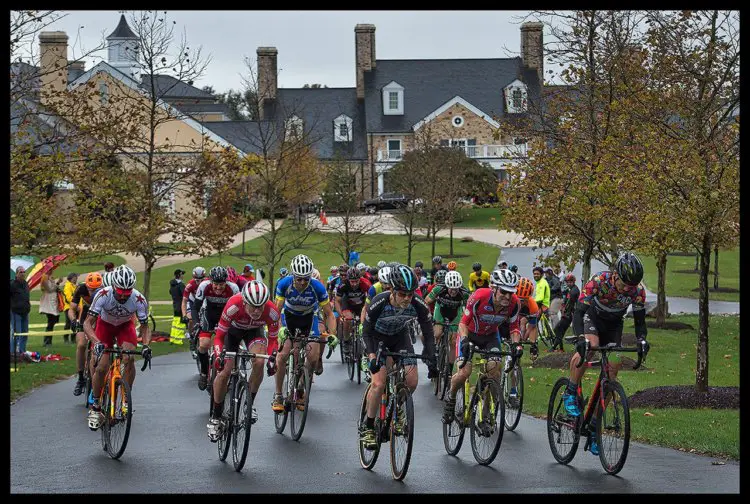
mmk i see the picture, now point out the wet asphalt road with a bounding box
[11,347,739,493]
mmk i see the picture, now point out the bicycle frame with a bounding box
[96,346,143,416]
[460,345,509,424]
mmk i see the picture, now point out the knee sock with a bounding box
[199,352,208,373]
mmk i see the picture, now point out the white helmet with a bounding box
[102,271,113,288]
[378,266,392,286]
[377,260,386,269]
[290,254,314,277]
[311,268,321,281]
[490,268,518,292]
[356,262,367,271]
[193,266,206,279]
[112,265,136,290]
[242,280,269,307]
[445,271,463,289]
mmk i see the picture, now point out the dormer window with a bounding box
[382,81,404,116]
[333,114,353,142]
[504,79,528,113]
[285,115,303,141]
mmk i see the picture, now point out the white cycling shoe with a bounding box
[207,417,222,442]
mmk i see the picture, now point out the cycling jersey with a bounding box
[366,282,385,304]
[88,287,149,326]
[195,280,240,331]
[214,295,280,355]
[362,291,435,361]
[275,276,329,316]
[71,284,101,321]
[518,297,540,326]
[426,285,469,320]
[336,278,372,309]
[182,278,203,311]
[468,271,490,292]
[460,288,521,337]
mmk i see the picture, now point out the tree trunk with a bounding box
[694,253,699,272]
[142,257,157,300]
[407,217,414,266]
[581,246,593,286]
[695,234,711,393]
[713,246,719,290]
[655,251,667,325]
[242,227,246,256]
[449,221,454,256]
[431,221,437,258]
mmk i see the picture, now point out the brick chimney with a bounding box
[520,22,544,84]
[39,31,69,105]
[257,47,278,120]
[355,24,376,100]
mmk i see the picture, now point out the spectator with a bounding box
[532,266,550,312]
[104,262,115,273]
[62,272,78,343]
[169,269,186,345]
[553,273,580,351]
[39,272,64,347]
[10,266,31,354]
[546,267,563,328]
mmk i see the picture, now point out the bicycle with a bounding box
[499,339,534,432]
[274,328,323,441]
[536,310,555,350]
[442,342,512,466]
[347,315,364,384]
[358,341,429,481]
[211,347,273,472]
[433,323,457,401]
[95,345,151,460]
[547,335,646,475]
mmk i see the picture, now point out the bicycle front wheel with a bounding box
[469,377,505,466]
[217,376,234,462]
[232,378,253,472]
[503,359,524,431]
[348,341,356,381]
[389,387,415,481]
[538,317,554,350]
[547,377,581,465]
[101,377,132,460]
[597,381,631,475]
[442,382,465,456]
[434,341,445,397]
[355,339,363,385]
[274,355,292,434]
[83,349,92,408]
[290,365,312,441]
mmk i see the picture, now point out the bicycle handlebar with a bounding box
[375,341,429,365]
[102,347,151,372]
[458,341,510,371]
[573,338,646,370]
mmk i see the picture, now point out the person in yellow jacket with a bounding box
[62,273,79,343]
[532,266,551,311]
[169,269,186,345]
[468,262,490,292]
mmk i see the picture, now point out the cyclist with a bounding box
[83,266,151,430]
[511,277,540,356]
[207,280,280,440]
[311,268,329,344]
[327,265,338,284]
[368,266,379,284]
[195,267,240,391]
[425,270,469,376]
[366,265,391,304]
[564,252,650,456]
[272,254,336,412]
[69,272,103,397]
[430,255,448,280]
[327,263,348,301]
[279,267,289,280]
[552,274,579,351]
[414,261,430,295]
[446,261,458,272]
[181,266,206,356]
[533,266,550,312]
[358,264,436,449]
[242,264,256,282]
[468,262,490,292]
[335,267,372,356]
[442,269,524,424]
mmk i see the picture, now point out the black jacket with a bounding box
[10,279,31,315]
[169,279,185,312]
[548,275,562,299]
[562,285,580,317]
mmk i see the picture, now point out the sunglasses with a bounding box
[493,288,514,297]
[395,290,414,298]
[294,276,311,283]
[114,287,133,296]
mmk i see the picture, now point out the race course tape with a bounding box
[12,329,77,337]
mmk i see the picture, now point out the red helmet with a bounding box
[564,273,576,282]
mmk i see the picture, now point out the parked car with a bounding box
[362,192,422,214]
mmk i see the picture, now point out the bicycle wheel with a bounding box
[232,378,252,472]
[100,377,132,460]
[355,338,363,385]
[217,376,233,462]
[339,324,346,364]
[469,377,504,466]
[503,359,524,431]
[434,340,445,397]
[358,383,381,469]
[348,339,356,381]
[538,317,554,350]
[597,381,631,475]
[274,354,292,434]
[440,352,452,401]
[290,364,312,441]
[82,348,92,408]
[547,377,581,465]
[443,382,466,455]
[389,387,415,481]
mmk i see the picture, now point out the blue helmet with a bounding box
[279,267,289,278]
[390,264,417,292]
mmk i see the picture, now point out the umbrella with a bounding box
[10,255,37,280]
[26,254,67,290]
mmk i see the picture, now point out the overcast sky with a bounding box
[28,10,553,94]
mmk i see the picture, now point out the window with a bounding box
[452,115,464,127]
[512,89,523,110]
[333,114,353,142]
[339,123,348,137]
[154,178,175,214]
[382,81,404,116]
[504,79,528,113]
[389,92,399,110]
[387,139,401,160]
[99,82,109,105]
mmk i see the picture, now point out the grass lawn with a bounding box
[10,304,187,402]
[515,314,739,459]
[136,226,502,301]
[639,248,739,302]
[28,253,126,301]
[453,206,503,228]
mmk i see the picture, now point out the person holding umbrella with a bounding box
[10,266,31,354]
[39,272,64,348]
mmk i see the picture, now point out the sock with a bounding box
[198,352,208,373]
[212,401,224,418]
[251,392,257,401]
[78,371,84,381]
[566,380,578,395]
[365,416,375,428]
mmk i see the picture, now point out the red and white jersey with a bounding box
[195,279,240,306]
[88,286,149,326]
[182,278,202,303]
[460,288,521,337]
[215,295,280,341]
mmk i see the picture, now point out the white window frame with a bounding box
[503,79,528,113]
[285,115,304,141]
[382,81,404,116]
[333,114,353,142]
[386,138,402,160]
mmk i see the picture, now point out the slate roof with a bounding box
[363,58,541,133]
[167,101,233,118]
[198,120,267,155]
[11,98,89,156]
[107,15,137,39]
[139,74,215,100]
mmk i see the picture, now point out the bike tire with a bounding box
[150,314,156,334]
[389,387,415,481]
[546,377,581,465]
[538,317,554,350]
[358,383,380,469]
[442,383,466,455]
[355,338,362,385]
[274,354,292,434]
[82,347,92,408]
[434,341,445,397]
[597,381,631,475]
[217,375,234,462]
[101,377,132,460]
[348,341,356,381]
[290,364,312,441]
[469,377,505,466]
[232,378,252,472]
[504,360,524,431]
[440,351,452,402]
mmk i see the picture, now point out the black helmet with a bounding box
[509,263,518,274]
[432,255,442,264]
[347,266,361,280]
[368,266,379,276]
[615,252,644,286]
[415,261,424,269]
[209,266,228,283]
[434,269,448,285]
[390,264,417,292]
[472,262,482,272]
